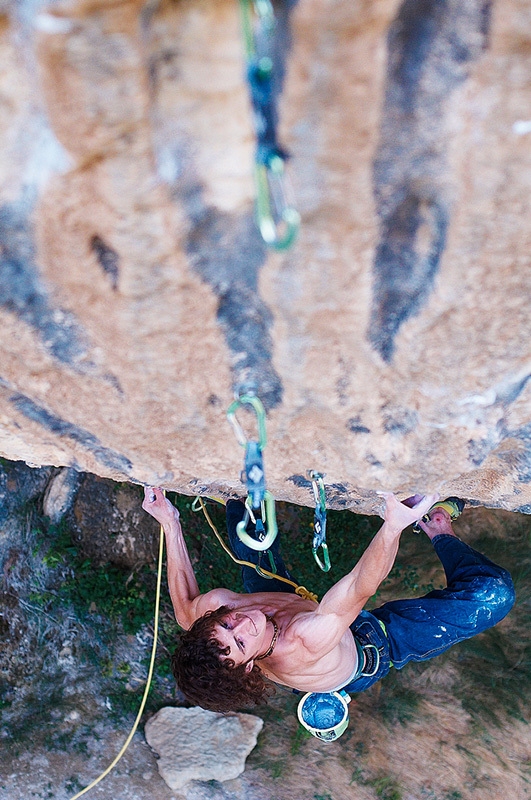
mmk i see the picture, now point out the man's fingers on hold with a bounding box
[144,486,161,503]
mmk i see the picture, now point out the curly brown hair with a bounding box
[171,605,274,712]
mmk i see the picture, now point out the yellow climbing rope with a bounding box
[195,497,318,603]
[68,518,165,800]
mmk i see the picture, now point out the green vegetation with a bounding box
[290,722,312,755]
[371,670,422,725]
[366,774,403,800]
[39,520,158,634]
[349,769,403,800]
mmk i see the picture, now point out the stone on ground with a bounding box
[144,706,263,791]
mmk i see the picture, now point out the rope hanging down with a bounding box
[238,0,300,250]
[227,392,278,550]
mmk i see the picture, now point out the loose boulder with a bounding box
[144,706,263,791]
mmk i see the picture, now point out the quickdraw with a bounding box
[238,0,300,250]
[308,470,331,572]
[226,392,278,550]
[193,496,318,602]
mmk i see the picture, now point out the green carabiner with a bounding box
[238,0,275,59]
[313,540,331,572]
[227,393,267,449]
[308,471,331,572]
[255,158,300,251]
[236,490,278,551]
[238,0,300,251]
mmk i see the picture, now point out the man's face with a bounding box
[212,609,269,670]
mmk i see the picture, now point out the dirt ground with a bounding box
[2,681,531,800]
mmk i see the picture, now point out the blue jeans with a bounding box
[226,504,515,693]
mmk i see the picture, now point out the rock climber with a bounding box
[142,488,514,713]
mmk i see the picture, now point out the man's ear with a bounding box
[244,660,254,673]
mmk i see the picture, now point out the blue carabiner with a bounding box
[242,440,266,509]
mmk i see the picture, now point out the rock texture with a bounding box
[144,706,264,790]
[0,0,530,514]
[69,472,159,567]
[42,465,80,522]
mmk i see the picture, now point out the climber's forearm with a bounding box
[163,516,202,627]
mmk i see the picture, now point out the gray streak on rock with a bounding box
[10,393,133,474]
[369,0,492,361]
[0,199,88,365]
[90,235,119,291]
[183,186,283,410]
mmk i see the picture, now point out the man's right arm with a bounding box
[142,487,227,629]
[292,493,439,656]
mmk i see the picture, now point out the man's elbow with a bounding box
[172,605,195,631]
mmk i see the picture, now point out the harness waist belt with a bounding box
[354,636,380,680]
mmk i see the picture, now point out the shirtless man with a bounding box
[142,488,514,712]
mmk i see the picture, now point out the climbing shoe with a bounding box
[412,496,465,534]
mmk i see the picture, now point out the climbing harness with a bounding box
[297,690,352,742]
[66,499,165,800]
[238,0,300,250]
[308,470,331,572]
[193,496,318,603]
[226,392,278,551]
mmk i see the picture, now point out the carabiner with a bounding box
[227,393,268,508]
[255,157,300,251]
[239,0,275,58]
[308,471,331,572]
[226,393,267,450]
[238,0,300,251]
[242,440,266,509]
[236,490,278,551]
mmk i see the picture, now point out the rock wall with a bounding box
[0,0,530,514]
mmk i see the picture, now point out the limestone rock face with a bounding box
[144,706,263,790]
[0,0,530,514]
